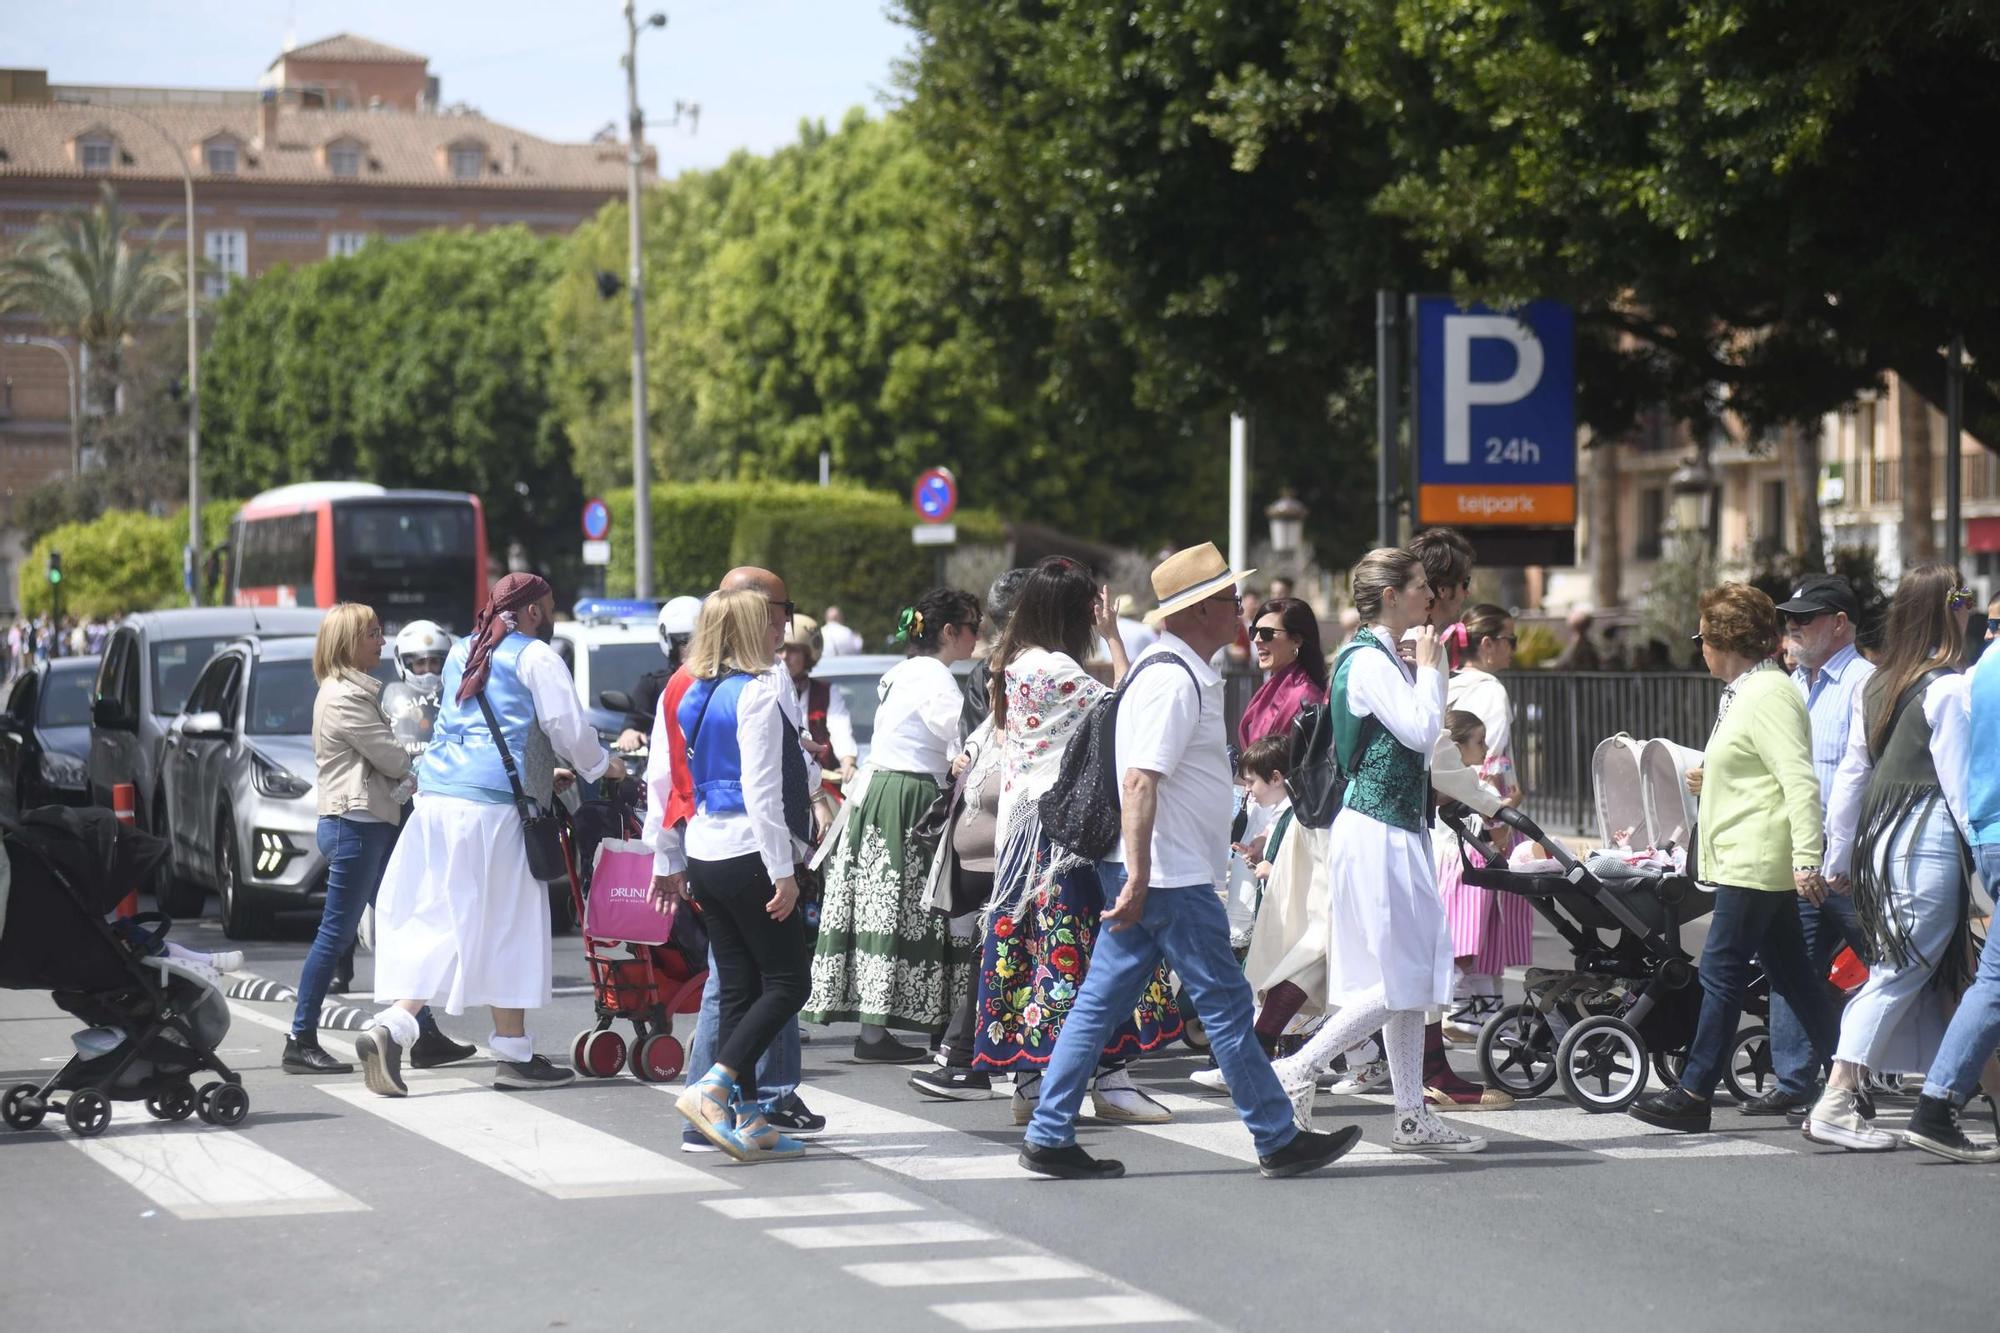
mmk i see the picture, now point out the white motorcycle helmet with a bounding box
[394,620,453,698]
[659,595,703,659]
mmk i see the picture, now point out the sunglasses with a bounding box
[1690,633,1705,647]
[1782,610,1829,628]
[1489,634,1518,647]
[1251,626,1287,644]
[767,598,796,623]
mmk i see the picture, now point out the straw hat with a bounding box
[783,613,822,666]
[1143,542,1256,627]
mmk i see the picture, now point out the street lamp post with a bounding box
[64,96,201,603]
[2,335,80,476]
[623,3,666,601]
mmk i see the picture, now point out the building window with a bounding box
[205,140,237,174]
[327,232,370,258]
[79,136,113,172]
[1635,487,1666,561]
[448,145,485,179]
[204,229,247,298]
[1756,479,1787,559]
[327,143,361,177]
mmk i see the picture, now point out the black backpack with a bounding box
[1286,639,1385,828]
[1038,652,1197,860]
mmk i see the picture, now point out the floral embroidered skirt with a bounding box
[971,826,1182,1070]
[803,768,972,1034]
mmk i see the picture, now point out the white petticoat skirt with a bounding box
[373,794,552,1013]
[1324,806,1455,1012]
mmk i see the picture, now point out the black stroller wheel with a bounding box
[1721,1025,1773,1104]
[197,1082,251,1128]
[145,1081,198,1122]
[1651,1049,1687,1091]
[65,1088,112,1137]
[1476,1004,1559,1099]
[3,1083,47,1131]
[1556,1015,1650,1112]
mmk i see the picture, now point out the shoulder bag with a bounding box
[473,691,570,884]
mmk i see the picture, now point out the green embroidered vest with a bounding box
[1331,629,1429,833]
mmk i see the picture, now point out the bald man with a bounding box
[647,566,825,1147]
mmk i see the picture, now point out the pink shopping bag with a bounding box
[583,838,676,945]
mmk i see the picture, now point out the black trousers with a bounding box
[688,852,809,1102]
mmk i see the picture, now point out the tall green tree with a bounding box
[0,183,185,416]
[200,227,581,571]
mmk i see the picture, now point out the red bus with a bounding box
[229,483,489,633]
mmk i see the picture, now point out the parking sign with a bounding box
[1414,298,1575,526]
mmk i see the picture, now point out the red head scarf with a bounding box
[457,572,553,702]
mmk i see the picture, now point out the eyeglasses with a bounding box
[1782,610,1829,628]
[767,598,796,623]
[1492,634,1518,647]
[1208,591,1243,610]
[1251,626,1286,644]
[1948,587,1976,611]
[955,619,982,634]
[1690,633,1705,647]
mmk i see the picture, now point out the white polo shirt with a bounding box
[1103,630,1232,888]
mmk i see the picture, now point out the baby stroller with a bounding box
[1440,735,1720,1113]
[0,808,246,1138]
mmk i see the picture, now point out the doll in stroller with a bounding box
[1,808,247,1137]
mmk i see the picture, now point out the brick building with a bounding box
[0,34,645,606]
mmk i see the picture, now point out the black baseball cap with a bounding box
[1776,574,1860,623]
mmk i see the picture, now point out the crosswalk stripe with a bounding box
[845,1256,1097,1287]
[706,1191,920,1220]
[1140,1091,1442,1168]
[321,1078,734,1198]
[1422,1099,1794,1159]
[768,1220,995,1249]
[68,1123,368,1221]
[929,1295,1199,1329]
[759,1084,1029,1180]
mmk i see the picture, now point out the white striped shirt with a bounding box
[1791,642,1874,822]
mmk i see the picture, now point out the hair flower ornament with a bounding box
[892,606,925,644]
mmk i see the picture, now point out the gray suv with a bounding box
[160,634,397,938]
[88,607,325,915]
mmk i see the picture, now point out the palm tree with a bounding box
[0,182,185,416]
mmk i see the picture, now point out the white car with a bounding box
[551,615,668,747]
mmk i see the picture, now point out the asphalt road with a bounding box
[3,901,1994,1333]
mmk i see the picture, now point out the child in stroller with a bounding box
[0,808,248,1138]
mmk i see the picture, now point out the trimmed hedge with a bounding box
[602,482,1002,643]
[18,500,238,618]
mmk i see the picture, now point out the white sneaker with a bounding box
[1011,1072,1041,1126]
[1327,1059,1390,1095]
[206,950,245,974]
[1087,1068,1173,1125]
[1802,1087,1897,1152]
[1391,1108,1486,1153]
[1190,1065,1230,1093]
[1271,1054,1318,1129]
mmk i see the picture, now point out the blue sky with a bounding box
[9,0,915,174]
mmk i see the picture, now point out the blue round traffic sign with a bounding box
[912,468,957,523]
[581,498,610,541]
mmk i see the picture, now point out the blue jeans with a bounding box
[1024,864,1298,1158]
[293,817,438,1040]
[685,944,800,1102]
[1923,843,2000,1104]
[1678,884,1840,1098]
[1769,890,1869,1095]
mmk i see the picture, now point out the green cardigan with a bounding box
[1697,667,1823,892]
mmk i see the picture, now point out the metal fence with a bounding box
[1504,670,1723,834]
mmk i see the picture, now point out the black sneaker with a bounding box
[408,1029,479,1069]
[761,1092,826,1136]
[282,1037,354,1075]
[853,1033,933,1064]
[494,1055,576,1090]
[1904,1094,2000,1163]
[1018,1142,1124,1180]
[910,1066,996,1101]
[1629,1086,1711,1133]
[1259,1125,1364,1179]
[354,1025,407,1097]
[1739,1087,1815,1117]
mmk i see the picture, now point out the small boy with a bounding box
[1234,736,1295,889]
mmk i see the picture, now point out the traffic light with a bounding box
[47,550,61,586]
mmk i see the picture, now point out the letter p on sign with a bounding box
[1443,315,1544,465]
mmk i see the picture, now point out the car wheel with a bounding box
[217,811,269,941]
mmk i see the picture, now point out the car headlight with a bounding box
[38,751,87,790]
[251,751,312,799]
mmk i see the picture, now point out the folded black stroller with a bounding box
[1,807,247,1137]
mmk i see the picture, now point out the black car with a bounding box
[0,656,100,816]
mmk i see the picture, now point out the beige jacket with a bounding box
[314,668,412,824]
